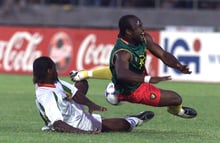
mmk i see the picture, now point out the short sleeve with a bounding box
[58,80,78,99]
[36,90,63,124]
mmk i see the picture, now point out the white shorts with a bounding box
[77,113,102,131]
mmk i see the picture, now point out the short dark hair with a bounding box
[118,15,137,37]
[33,56,54,84]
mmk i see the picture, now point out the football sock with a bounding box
[89,66,112,80]
[167,104,183,115]
[125,117,139,131]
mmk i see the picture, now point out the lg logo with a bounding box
[163,38,201,74]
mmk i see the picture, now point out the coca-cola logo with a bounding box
[0,32,42,72]
[77,34,114,70]
[49,32,72,73]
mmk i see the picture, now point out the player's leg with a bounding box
[74,80,89,95]
[159,89,183,115]
[70,66,112,81]
[118,83,197,119]
[90,66,112,80]
[159,89,197,119]
[101,118,130,132]
[158,89,182,106]
[101,111,154,132]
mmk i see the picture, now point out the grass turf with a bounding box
[0,74,219,143]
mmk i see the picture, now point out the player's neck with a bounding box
[120,37,139,46]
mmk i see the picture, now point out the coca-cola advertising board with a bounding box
[0,26,159,76]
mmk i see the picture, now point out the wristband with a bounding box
[144,76,151,83]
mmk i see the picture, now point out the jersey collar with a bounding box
[119,38,129,45]
[37,83,56,88]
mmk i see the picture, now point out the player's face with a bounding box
[129,17,145,44]
[47,63,58,83]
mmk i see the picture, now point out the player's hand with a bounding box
[88,103,107,114]
[149,76,172,84]
[177,64,192,74]
[70,70,88,81]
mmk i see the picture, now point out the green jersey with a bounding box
[109,38,147,95]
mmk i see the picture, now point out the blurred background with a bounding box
[0,0,220,30]
[0,2,219,143]
[0,0,219,83]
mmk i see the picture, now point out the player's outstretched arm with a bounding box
[72,91,107,113]
[145,33,191,74]
[149,76,172,84]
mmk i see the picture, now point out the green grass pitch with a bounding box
[0,74,219,143]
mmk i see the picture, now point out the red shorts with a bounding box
[116,83,161,106]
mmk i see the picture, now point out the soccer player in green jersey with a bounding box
[70,15,197,119]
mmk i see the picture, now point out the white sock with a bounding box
[177,108,185,116]
[125,117,139,131]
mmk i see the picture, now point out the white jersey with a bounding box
[35,80,102,131]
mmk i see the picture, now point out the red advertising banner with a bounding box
[0,26,159,76]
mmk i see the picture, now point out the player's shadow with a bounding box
[133,129,202,137]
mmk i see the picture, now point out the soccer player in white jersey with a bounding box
[33,56,154,134]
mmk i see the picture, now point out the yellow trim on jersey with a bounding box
[120,38,129,45]
[111,48,133,65]
[60,82,72,100]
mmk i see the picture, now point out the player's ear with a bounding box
[125,29,132,36]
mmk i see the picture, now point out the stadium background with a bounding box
[0,0,219,83]
[0,1,220,143]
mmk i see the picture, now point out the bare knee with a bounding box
[159,90,182,106]
[171,92,182,105]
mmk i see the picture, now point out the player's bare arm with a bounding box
[146,33,191,74]
[72,91,107,113]
[114,50,145,83]
[114,50,171,84]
